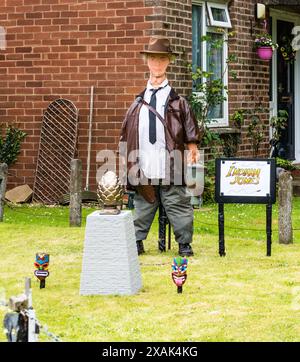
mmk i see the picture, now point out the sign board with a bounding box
[34,270,49,278]
[215,158,276,204]
[215,158,276,257]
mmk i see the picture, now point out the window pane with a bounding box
[207,32,224,119]
[211,7,228,23]
[192,5,202,70]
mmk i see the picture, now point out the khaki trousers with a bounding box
[133,185,194,244]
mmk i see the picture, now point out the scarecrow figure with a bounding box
[120,37,203,257]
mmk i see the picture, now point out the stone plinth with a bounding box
[80,210,142,295]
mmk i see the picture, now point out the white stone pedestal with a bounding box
[80,210,142,295]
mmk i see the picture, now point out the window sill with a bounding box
[209,127,241,135]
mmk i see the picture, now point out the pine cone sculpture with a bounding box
[97,171,123,209]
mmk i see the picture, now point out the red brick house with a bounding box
[0,0,300,193]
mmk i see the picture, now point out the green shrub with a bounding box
[202,158,216,204]
[247,115,265,158]
[0,124,26,167]
[276,157,299,171]
[230,109,245,128]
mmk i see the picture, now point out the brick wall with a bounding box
[0,0,278,196]
[0,0,197,193]
[151,0,273,159]
[0,0,155,192]
[148,0,194,96]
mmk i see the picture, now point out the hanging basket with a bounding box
[257,46,273,61]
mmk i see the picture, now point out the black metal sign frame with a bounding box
[215,158,276,257]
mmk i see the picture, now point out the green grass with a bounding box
[1,200,300,342]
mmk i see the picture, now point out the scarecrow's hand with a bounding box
[187,143,200,164]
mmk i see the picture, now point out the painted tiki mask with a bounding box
[171,257,188,293]
[34,253,49,289]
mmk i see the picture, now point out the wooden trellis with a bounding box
[32,99,79,204]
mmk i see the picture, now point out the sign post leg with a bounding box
[168,222,171,250]
[218,203,226,257]
[158,201,166,252]
[266,203,272,256]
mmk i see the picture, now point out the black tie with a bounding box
[149,87,162,144]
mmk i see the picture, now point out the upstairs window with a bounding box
[207,2,232,28]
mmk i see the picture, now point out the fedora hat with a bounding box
[140,37,179,56]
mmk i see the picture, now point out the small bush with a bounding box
[0,124,26,167]
[276,157,299,171]
[202,158,216,204]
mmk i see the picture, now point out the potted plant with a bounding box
[254,33,278,61]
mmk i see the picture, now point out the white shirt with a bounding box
[138,79,171,179]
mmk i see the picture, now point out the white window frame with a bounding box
[206,28,229,127]
[206,2,232,29]
[192,1,229,127]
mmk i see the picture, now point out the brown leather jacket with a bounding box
[119,87,203,189]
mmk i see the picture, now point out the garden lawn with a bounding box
[0,199,300,342]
